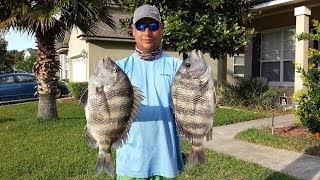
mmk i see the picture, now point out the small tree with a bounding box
[0,38,14,73]
[8,50,24,63]
[294,19,320,133]
[117,0,255,59]
[15,54,36,72]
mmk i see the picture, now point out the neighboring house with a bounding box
[57,0,320,101]
[56,42,69,80]
[23,48,37,59]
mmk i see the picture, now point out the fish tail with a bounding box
[187,145,205,169]
[95,152,114,177]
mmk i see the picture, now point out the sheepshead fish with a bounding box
[171,49,215,169]
[80,57,143,177]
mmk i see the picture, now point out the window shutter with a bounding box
[252,33,261,78]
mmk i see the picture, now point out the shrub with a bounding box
[294,19,320,133]
[61,79,69,83]
[68,82,88,99]
[217,77,280,110]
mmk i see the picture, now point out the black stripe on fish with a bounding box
[174,106,213,118]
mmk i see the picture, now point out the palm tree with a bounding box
[0,0,115,119]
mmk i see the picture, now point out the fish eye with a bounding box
[113,67,118,73]
[186,63,191,67]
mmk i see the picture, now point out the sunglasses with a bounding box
[135,22,160,32]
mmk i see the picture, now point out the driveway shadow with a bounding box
[279,145,320,180]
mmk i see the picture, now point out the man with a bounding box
[115,4,184,180]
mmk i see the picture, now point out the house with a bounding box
[23,48,37,59]
[247,0,320,101]
[218,0,320,100]
[56,6,221,83]
[57,0,320,100]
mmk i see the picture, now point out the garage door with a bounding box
[72,57,86,82]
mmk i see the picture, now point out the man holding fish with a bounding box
[81,4,215,180]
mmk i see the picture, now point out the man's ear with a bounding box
[131,25,135,37]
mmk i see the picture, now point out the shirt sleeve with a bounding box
[115,58,125,70]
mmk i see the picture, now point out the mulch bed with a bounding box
[274,125,312,137]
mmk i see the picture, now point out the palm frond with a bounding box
[1,0,116,38]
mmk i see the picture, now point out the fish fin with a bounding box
[176,121,192,141]
[95,153,114,177]
[192,79,209,100]
[199,80,209,92]
[191,80,209,113]
[83,126,98,149]
[205,127,213,141]
[79,88,88,107]
[116,86,144,146]
[186,146,205,169]
[95,86,111,117]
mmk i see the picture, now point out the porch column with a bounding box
[294,6,311,92]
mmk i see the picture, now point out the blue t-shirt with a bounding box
[115,52,183,178]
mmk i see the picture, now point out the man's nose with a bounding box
[143,27,152,34]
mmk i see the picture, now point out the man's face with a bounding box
[132,18,163,52]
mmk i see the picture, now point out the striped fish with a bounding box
[80,57,143,177]
[171,49,215,169]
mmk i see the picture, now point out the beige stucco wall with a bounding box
[86,40,133,81]
[67,26,88,81]
[68,27,88,58]
[85,40,219,83]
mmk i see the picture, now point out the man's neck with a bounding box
[135,45,163,61]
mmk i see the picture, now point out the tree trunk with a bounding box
[38,94,58,119]
[34,27,60,119]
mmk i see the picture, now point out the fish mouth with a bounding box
[190,49,204,61]
[104,57,114,65]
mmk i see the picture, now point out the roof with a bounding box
[56,7,134,53]
[252,0,310,10]
[252,0,272,5]
[55,42,68,54]
[77,8,133,41]
[24,48,37,55]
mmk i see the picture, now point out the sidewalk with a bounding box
[204,114,320,180]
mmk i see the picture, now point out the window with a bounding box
[16,75,36,83]
[0,76,15,84]
[64,56,69,79]
[260,27,295,86]
[233,54,245,77]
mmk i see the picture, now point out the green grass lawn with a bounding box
[0,101,295,179]
[236,127,320,157]
[214,107,268,126]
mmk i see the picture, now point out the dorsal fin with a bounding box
[114,86,144,147]
[79,88,88,107]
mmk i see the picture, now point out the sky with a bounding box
[4,30,37,51]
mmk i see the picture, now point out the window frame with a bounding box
[260,26,295,87]
[233,54,245,78]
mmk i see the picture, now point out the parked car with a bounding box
[0,73,69,102]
